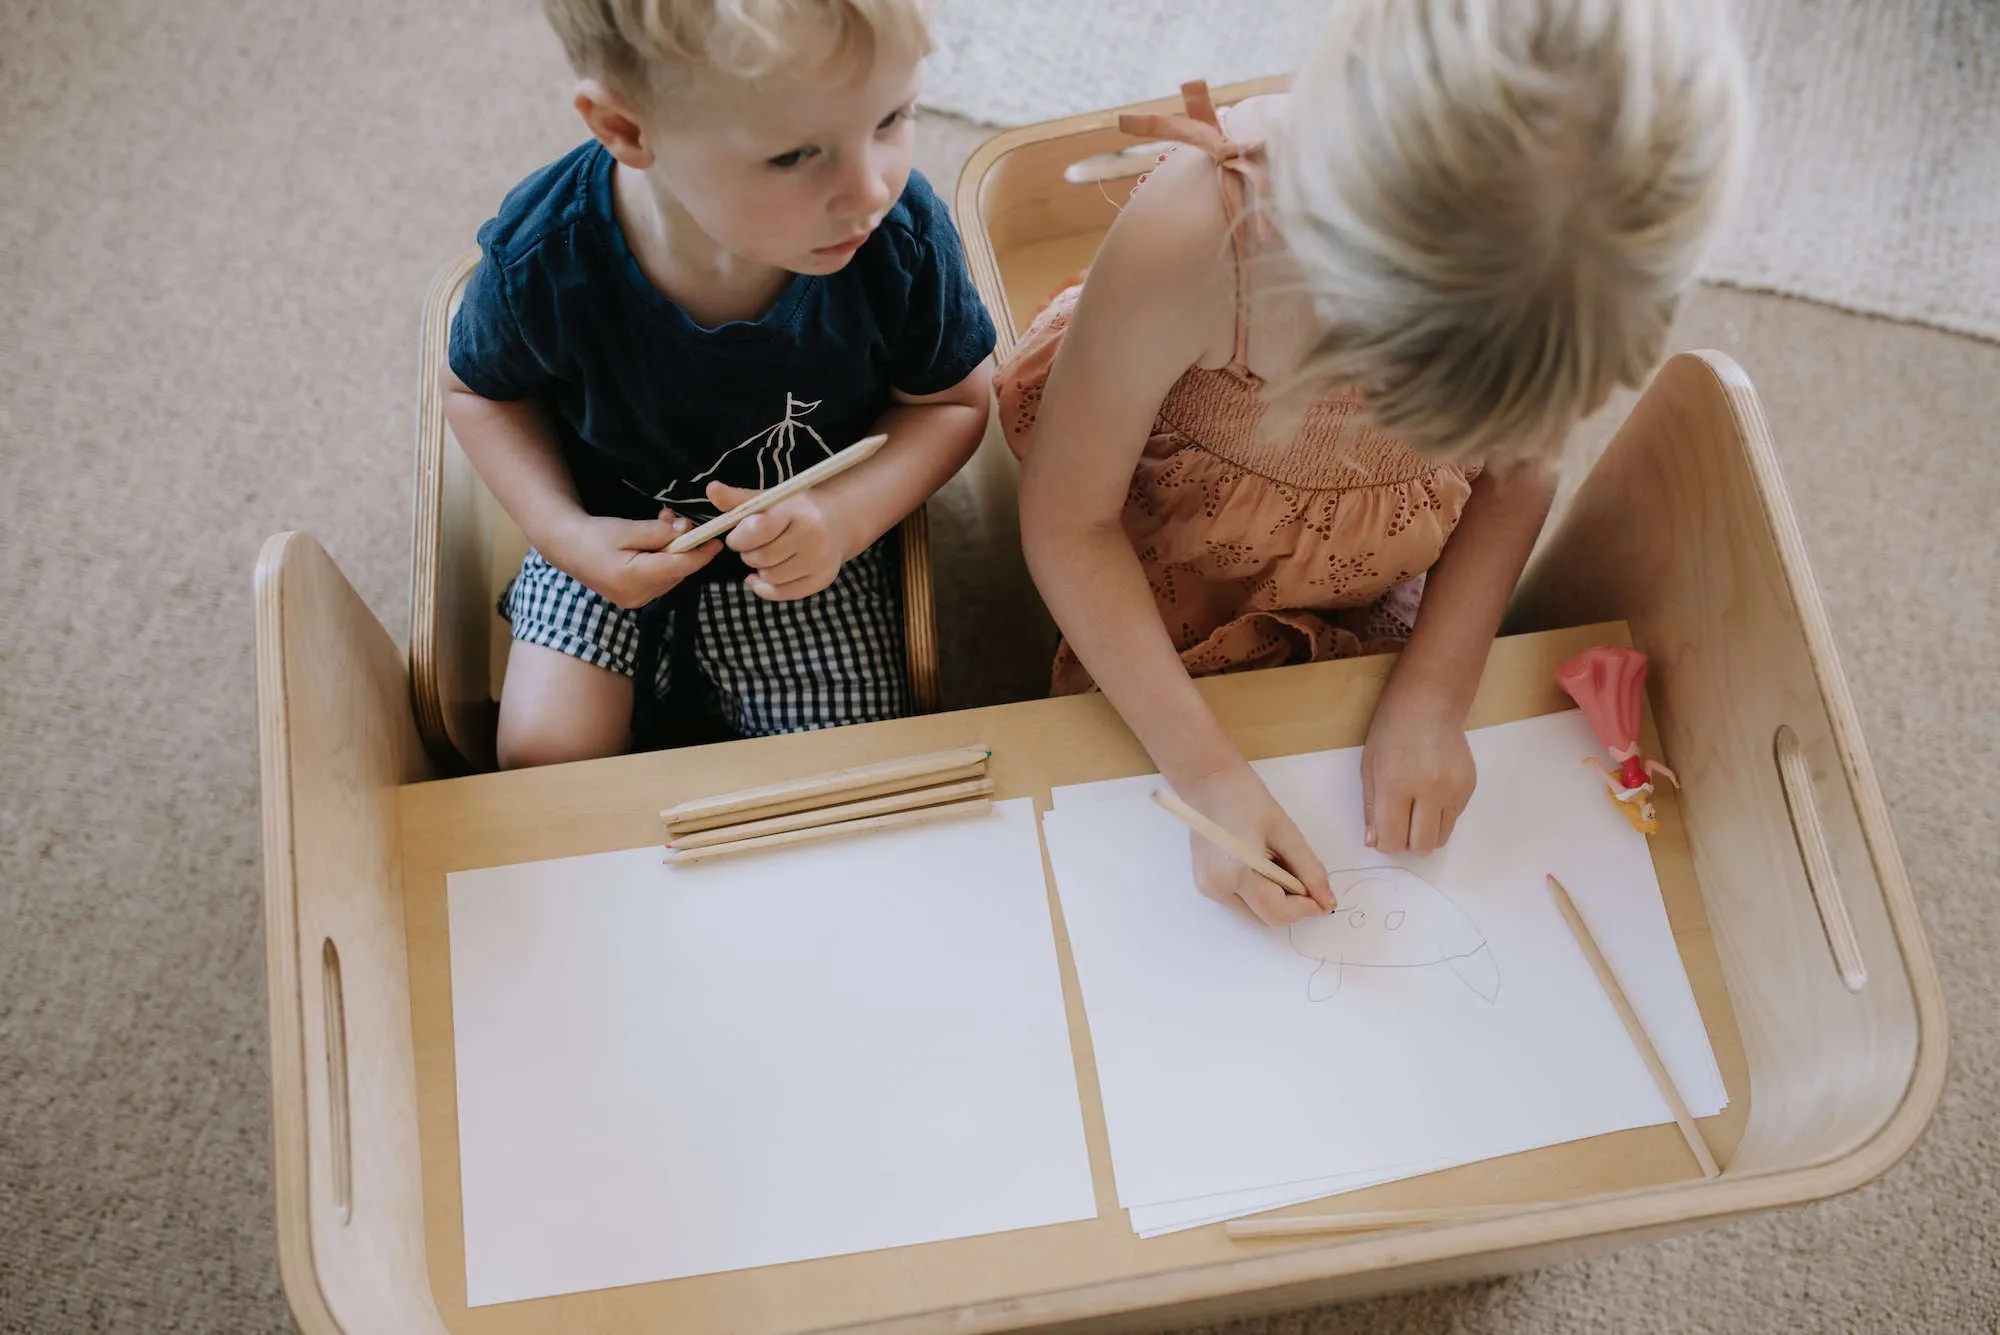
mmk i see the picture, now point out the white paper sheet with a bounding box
[1124,1160,1448,1236]
[1042,710,1725,1224]
[1044,812,1522,1236]
[1123,1130,1598,1235]
[447,797,1097,1307]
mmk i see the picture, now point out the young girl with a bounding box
[1000,0,1745,926]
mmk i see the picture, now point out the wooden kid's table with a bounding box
[258,347,1944,1329]
[262,79,1942,1331]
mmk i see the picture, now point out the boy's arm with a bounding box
[707,365,991,601]
[826,364,992,552]
[440,364,589,544]
[440,364,720,608]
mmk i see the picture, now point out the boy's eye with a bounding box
[766,106,908,168]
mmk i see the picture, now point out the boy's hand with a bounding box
[1177,768,1336,927]
[545,509,723,610]
[1360,691,1477,855]
[707,480,854,602]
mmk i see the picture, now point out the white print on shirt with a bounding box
[624,392,835,514]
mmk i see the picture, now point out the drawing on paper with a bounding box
[1287,868,1500,1003]
[623,392,836,516]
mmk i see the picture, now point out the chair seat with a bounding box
[408,246,940,772]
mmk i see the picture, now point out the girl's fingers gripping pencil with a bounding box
[1150,788,1316,901]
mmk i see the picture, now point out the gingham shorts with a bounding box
[500,540,910,737]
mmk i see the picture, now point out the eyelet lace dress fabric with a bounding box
[994,81,1476,695]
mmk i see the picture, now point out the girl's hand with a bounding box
[1176,768,1337,927]
[1360,692,1477,855]
[707,480,854,602]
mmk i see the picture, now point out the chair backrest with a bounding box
[955,75,1290,356]
[408,248,940,773]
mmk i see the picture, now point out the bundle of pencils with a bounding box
[660,745,995,866]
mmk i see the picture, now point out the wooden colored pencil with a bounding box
[662,763,989,836]
[1547,874,1721,1179]
[1224,1182,1683,1242]
[661,745,990,832]
[666,797,994,867]
[668,778,996,850]
[1225,1202,1524,1239]
[1149,788,1312,899]
[667,434,888,554]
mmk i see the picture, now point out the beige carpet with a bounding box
[1,2,1996,1331]
[923,0,2000,342]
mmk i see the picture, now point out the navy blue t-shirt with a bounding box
[448,142,997,528]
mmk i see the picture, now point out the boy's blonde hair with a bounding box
[1268,0,1747,467]
[542,0,931,106]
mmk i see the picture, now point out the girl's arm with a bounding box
[1019,149,1335,925]
[1360,463,1558,853]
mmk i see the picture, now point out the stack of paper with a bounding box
[446,797,1097,1307]
[1039,710,1726,1237]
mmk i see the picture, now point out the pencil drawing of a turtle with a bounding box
[1287,868,1500,1004]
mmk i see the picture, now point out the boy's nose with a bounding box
[834,148,895,219]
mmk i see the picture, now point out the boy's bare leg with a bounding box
[496,641,634,769]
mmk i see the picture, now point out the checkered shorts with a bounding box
[500,540,910,737]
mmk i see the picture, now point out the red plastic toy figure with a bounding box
[1554,646,1680,835]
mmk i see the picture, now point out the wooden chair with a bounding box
[406,247,942,772]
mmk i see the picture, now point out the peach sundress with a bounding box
[994,81,1477,696]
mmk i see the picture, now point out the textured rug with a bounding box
[1,1,1996,1331]
[923,0,2000,342]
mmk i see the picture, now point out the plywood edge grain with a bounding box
[260,532,455,1334]
[256,531,356,1335]
[1683,349,1949,1169]
[410,245,484,773]
[1509,349,1939,1181]
[899,506,939,712]
[843,1181,1781,1335]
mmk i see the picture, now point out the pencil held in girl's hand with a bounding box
[1150,784,1336,925]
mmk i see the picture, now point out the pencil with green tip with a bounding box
[661,745,993,834]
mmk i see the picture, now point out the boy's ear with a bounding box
[574,79,655,169]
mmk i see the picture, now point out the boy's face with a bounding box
[646,47,922,277]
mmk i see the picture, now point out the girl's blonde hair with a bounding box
[541,0,931,105]
[1268,0,1747,467]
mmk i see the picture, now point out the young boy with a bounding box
[444,0,994,768]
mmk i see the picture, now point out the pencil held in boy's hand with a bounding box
[708,480,852,602]
[546,508,724,610]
